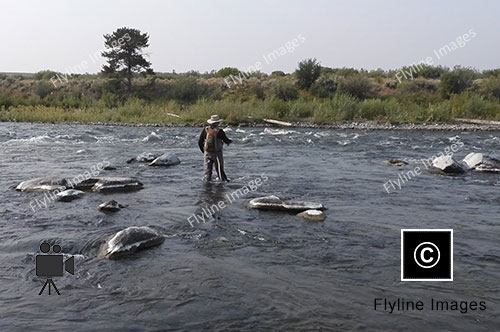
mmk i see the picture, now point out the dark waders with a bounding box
[204,151,228,182]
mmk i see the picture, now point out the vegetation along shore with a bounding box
[2,28,500,127]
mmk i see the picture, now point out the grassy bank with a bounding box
[2,93,500,125]
[2,65,500,124]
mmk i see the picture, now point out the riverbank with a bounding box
[2,118,500,131]
[2,95,500,131]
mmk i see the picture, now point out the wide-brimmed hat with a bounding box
[207,115,223,124]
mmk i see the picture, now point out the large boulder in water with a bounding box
[100,226,165,259]
[126,152,161,164]
[149,153,181,167]
[91,177,144,193]
[431,155,465,174]
[463,152,500,173]
[16,177,68,192]
[56,189,85,202]
[248,195,324,212]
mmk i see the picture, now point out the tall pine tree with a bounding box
[102,27,153,92]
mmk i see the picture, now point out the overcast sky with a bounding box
[1,0,498,74]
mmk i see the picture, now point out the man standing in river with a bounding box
[198,115,233,182]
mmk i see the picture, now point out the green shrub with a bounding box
[168,77,210,102]
[367,69,388,78]
[33,70,60,80]
[96,92,122,108]
[295,58,321,90]
[419,65,446,79]
[310,77,337,98]
[335,68,359,77]
[481,69,500,78]
[426,102,452,122]
[250,85,266,100]
[0,94,20,108]
[268,99,290,118]
[397,80,437,93]
[314,94,358,121]
[482,78,500,99]
[337,76,373,99]
[33,82,55,98]
[215,67,241,78]
[448,93,499,119]
[359,99,400,120]
[270,71,286,77]
[440,67,477,97]
[395,80,441,105]
[274,83,298,101]
[289,101,315,119]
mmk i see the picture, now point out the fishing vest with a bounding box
[204,127,221,152]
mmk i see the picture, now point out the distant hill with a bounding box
[0,72,35,77]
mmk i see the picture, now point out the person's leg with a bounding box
[204,152,214,181]
[215,152,229,182]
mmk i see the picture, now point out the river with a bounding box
[0,123,499,331]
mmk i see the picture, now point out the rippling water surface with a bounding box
[0,123,499,331]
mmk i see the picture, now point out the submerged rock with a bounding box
[16,177,68,192]
[215,236,229,244]
[126,152,161,164]
[100,226,165,259]
[431,155,465,174]
[248,195,324,212]
[92,177,144,193]
[297,209,326,222]
[149,153,181,167]
[142,132,162,142]
[388,159,408,166]
[98,200,125,212]
[463,152,500,173]
[56,189,85,202]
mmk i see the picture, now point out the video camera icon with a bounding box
[36,242,74,295]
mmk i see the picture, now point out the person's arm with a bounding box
[218,129,233,145]
[198,128,206,153]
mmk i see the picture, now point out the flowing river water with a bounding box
[0,123,499,331]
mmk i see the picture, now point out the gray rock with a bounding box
[297,209,326,222]
[431,155,465,174]
[215,236,229,244]
[388,159,408,166]
[248,195,324,212]
[98,200,125,212]
[126,152,161,164]
[72,178,99,191]
[149,153,181,167]
[100,226,165,259]
[56,189,85,202]
[16,177,68,192]
[91,177,144,193]
[463,152,500,173]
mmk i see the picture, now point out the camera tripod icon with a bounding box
[36,243,74,295]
